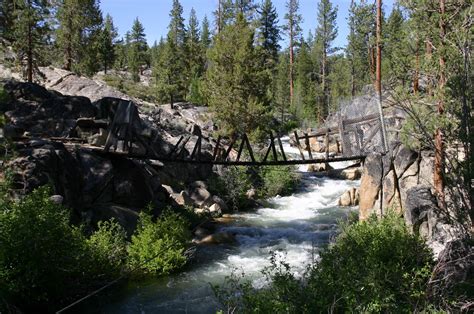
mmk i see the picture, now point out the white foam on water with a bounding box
[99,136,360,313]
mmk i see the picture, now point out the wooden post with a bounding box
[338,114,345,156]
[304,133,313,160]
[190,135,202,160]
[243,134,256,162]
[177,136,191,159]
[270,132,279,161]
[168,136,184,157]
[325,129,329,166]
[236,135,246,162]
[212,135,221,161]
[294,131,305,160]
[277,135,287,161]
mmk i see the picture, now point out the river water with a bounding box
[87,139,359,313]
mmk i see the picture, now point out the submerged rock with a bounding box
[196,231,237,245]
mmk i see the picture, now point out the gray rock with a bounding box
[49,195,64,205]
[208,203,223,217]
[404,186,437,230]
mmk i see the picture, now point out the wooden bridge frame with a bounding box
[97,102,396,166]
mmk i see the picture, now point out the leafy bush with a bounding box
[208,166,254,211]
[209,165,300,211]
[0,187,89,311]
[86,219,127,277]
[215,213,434,313]
[127,210,190,275]
[0,187,133,312]
[260,166,300,198]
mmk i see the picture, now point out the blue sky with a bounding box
[100,0,395,48]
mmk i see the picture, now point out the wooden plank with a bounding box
[99,148,366,166]
[343,113,379,126]
[212,135,221,161]
[293,131,305,160]
[276,135,287,161]
[190,135,202,160]
[325,129,330,161]
[263,141,272,162]
[236,135,245,162]
[168,136,184,157]
[243,134,255,162]
[297,127,339,140]
[361,123,381,150]
[177,136,191,158]
[304,133,313,160]
[270,132,278,161]
[338,113,346,156]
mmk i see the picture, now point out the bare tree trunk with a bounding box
[289,26,294,109]
[65,17,73,71]
[434,0,446,207]
[27,0,33,83]
[217,0,222,34]
[350,0,355,98]
[376,0,388,152]
[322,48,327,118]
[413,41,419,94]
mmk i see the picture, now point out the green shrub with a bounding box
[127,210,190,275]
[260,166,300,198]
[308,212,434,312]
[86,219,127,277]
[208,166,254,211]
[0,187,133,311]
[0,187,89,311]
[215,213,434,313]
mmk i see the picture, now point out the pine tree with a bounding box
[213,0,233,33]
[275,51,291,124]
[154,0,187,107]
[1,0,16,42]
[383,6,410,86]
[205,13,270,138]
[128,17,148,81]
[315,0,338,118]
[99,14,117,74]
[185,8,205,103]
[294,38,317,123]
[10,0,50,82]
[200,15,211,49]
[346,0,375,95]
[283,0,302,108]
[257,0,280,69]
[56,0,102,73]
[234,0,257,22]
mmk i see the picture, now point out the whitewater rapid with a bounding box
[93,137,360,313]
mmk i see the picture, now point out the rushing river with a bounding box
[81,139,359,313]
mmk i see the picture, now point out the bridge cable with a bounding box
[55,242,180,313]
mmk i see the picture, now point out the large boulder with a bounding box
[2,81,96,137]
[359,153,383,219]
[338,187,359,207]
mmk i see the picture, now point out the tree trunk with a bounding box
[376,0,388,152]
[413,41,419,94]
[170,93,174,110]
[350,0,355,98]
[65,17,73,71]
[322,49,327,119]
[289,26,294,108]
[434,0,446,207]
[26,2,33,83]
